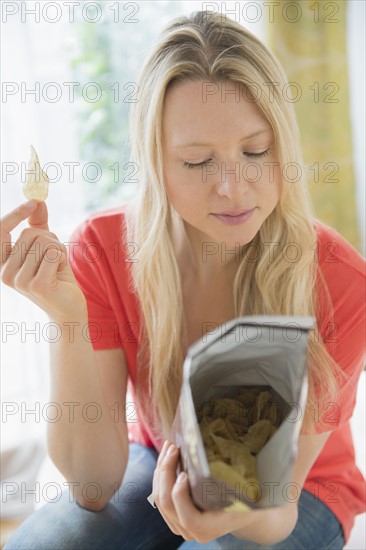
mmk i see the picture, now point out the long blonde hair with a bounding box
[124,11,346,441]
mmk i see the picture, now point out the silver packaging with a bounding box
[148,315,314,512]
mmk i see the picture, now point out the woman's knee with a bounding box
[3,491,119,550]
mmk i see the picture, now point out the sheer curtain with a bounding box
[1,7,86,518]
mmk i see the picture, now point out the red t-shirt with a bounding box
[68,204,366,544]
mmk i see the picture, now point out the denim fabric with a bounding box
[178,487,345,550]
[4,442,344,550]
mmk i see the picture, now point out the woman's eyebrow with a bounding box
[172,127,272,149]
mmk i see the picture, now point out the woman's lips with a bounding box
[211,208,256,226]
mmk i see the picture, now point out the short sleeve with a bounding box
[68,220,123,351]
[311,224,366,432]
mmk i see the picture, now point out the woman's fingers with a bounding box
[1,200,38,265]
[1,202,87,322]
[26,200,49,231]
[1,231,65,288]
[153,442,195,541]
[13,241,65,295]
[171,474,197,541]
[34,247,65,286]
[155,444,180,511]
[152,442,181,534]
[15,248,65,300]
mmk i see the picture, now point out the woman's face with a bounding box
[162,79,281,250]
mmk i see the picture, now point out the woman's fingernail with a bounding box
[177,472,187,483]
[23,199,37,209]
[167,444,177,456]
[163,444,176,463]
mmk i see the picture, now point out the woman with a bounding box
[1,11,365,550]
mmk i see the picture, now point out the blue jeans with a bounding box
[4,443,345,549]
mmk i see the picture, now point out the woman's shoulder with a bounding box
[69,203,130,241]
[313,220,365,336]
[313,218,365,280]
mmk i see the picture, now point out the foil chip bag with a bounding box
[148,315,314,512]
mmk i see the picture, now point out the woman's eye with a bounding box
[183,159,212,170]
[183,148,271,169]
[244,148,271,159]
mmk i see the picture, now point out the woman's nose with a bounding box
[215,160,250,198]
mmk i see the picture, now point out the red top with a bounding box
[68,204,366,544]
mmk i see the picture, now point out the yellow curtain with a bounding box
[267,0,360,250]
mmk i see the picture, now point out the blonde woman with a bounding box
[2,11,365,550]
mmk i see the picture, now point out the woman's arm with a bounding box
[1,201,129,510]
[230,430,331,544]
[47,324,129,512]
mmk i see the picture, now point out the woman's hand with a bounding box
[152,433,326,545]
[151,440,259,544]
[1,200,87,323]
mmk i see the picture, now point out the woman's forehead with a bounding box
[162,80,271,146]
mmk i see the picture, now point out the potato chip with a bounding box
[255,390,271,421]
[224,417,244,441]
[211,398,247,424]
[235,388,258,405]
[241,419,273,453]
[268,402,279,426]
[231,449,257,479]
[209,460,261,502]
[22,145,49,202]
[207,417,227,437]
[209,434,246,464]
[223,500,251,512]
[197,387,279,506]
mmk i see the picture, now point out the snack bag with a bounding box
[167,315,314,511]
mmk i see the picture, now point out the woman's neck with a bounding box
[170,209,241,285]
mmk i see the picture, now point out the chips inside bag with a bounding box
[164,315,314,511]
